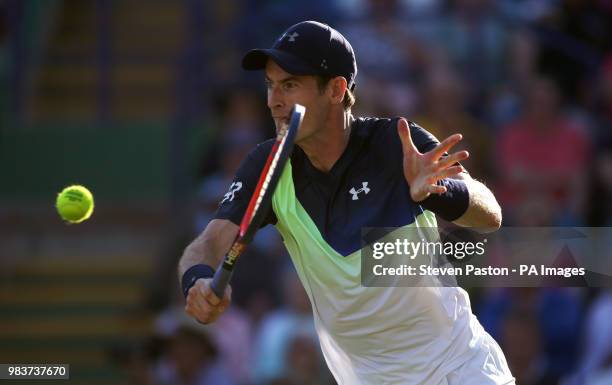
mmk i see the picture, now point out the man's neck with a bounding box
[299,111,353,173]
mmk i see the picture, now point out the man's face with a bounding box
[264,59,330,143]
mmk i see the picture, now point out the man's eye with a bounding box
[284,82,296,90]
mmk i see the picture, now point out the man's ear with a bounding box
[329,76,347,105]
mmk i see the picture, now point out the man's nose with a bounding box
[267,86,284,110]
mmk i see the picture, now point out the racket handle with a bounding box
[211,265,233,299]
[211,240,246,298]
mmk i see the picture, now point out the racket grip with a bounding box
[211,265,233,299]
[211,241,245,299]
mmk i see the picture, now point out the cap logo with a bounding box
[286,32,299,42]
[320,59,328,70]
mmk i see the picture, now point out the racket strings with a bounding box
[249,132,289,226]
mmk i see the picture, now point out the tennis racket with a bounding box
[210,104,305,299]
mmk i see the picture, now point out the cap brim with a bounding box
[242,48,317,75]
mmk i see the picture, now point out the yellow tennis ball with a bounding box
[56,185,94,223]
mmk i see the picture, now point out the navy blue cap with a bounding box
[242,21,357,90]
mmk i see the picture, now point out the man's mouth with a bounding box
[273,115,289,124]
[272,116,290,135]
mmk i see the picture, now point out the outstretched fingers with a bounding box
[437,150,469,170]
[433,165,465,181]
[429,134,463,161]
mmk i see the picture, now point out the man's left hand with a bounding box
[397,118,469,202]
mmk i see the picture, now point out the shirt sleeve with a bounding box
[407,120,441,153]
[213,140,278,227]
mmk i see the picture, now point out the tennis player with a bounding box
[179,20,514,385]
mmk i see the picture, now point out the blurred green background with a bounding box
[2,1,612,385]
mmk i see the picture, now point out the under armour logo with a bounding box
[286,32,299,42]
[320,59,328,70]
[221,182,242,204]
[349,182,370,200]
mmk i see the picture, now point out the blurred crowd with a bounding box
[120,1,612,385]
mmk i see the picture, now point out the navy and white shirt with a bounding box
[214,117,495,385]
[215,116,467,256]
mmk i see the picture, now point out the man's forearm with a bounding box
[178,236,219,279]
[177,219,239,282]
[180,219,237,324]
[453,177,502,231]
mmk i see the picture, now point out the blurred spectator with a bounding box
[587,56,612,225]
[0,2,6,44]
[155,327,232,385]
[270,333,336,385]
[414,66,493,179]
[154,307,242,385]
[478,287,583,384]
[597,56,612,124]
[562,290,612,385]
[579,289,612,382]
[335,0,445,20]
[495,0,558,25]
[198,88,268,180]
[109,339,158,385]
[588,138,612,226]
[532,0,612,104]
[340,0,427,82]
[251,266,322,384]
[487,30,539,128]
[499,309,548,385]
[339,0,432,116]
[496,77,591,226]
[432,0,511,113]
[242,0,341,53]
[210,307,253,385]
[200,1,247,88]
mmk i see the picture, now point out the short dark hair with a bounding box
[316,75,355,111]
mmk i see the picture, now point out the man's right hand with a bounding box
[185,278,231,324]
